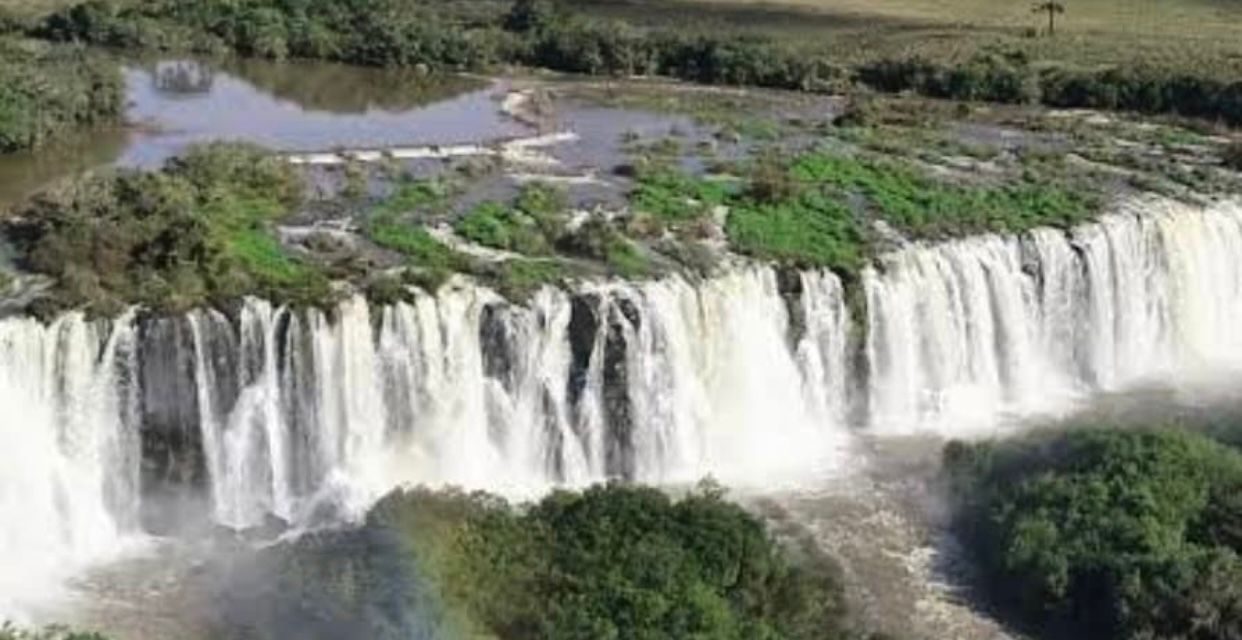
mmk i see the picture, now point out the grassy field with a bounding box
[584,0,1242,75]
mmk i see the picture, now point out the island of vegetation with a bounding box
[175,482,877,640]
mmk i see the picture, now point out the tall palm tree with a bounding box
[1032,1,1066,35]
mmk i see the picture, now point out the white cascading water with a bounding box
[0,311,140,616]
[865,197,1242,434]
[187,266,852,526]
[5,195,1242,617]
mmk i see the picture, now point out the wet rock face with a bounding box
[479,302,517,386]
[137,314,208,533]
[602,299,636,481]
[777,266,808,349]
[564,292,641,481]
[566,293,601,409]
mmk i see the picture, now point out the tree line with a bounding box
[26,0,1242,127]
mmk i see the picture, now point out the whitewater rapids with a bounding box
[3,195,1242,618]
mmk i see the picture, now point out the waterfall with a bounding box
[0,311,140,614]
[5,195,1242,617]
[864,197,1242,434]
[183,267,853,527]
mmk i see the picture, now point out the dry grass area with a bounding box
[693,0,1241,37]
[0,0,77,18]
[588,0,1242,75]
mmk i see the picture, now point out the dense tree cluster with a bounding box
[945,429,1242,640]
[359,483,859,640]
[859,53,1242,126]
[0,37,122,153]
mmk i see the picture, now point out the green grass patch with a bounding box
[604,235,650,278]
[455,201,552,255]
[454,183,568,255]
[487,258,566,301]
[224,228,315,288]
[367,214,471,290]
[632,168,731,225]
[790,152,1098,237]
[368,217,464,269]
[375,179,451,216]
[726,192,865,271]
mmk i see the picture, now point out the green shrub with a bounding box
[946,428,1242,640]
[455,201,521,249]
[559,218,650,278]
[632,167,730,227]
[376,178,450,216]
[366,214,471,291]
[483,258,565,301]
[453,184,564,255]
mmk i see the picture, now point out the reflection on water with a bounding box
[151,60,215,95]
[122,59,525,167]
[211,58,486,114]
[0,58,526,209]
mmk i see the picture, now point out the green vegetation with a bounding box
[557,218,652,278]
[0,37,121,153]
[945,428,1242,640]
[5,142,329,313]
[859,53,1242,126]
[362,482,857,639]
[631,168,729,232]
[368,217,468,290]
[726,192,864,272]
[454,183,567,255]
[627,147,1096,274]
[38,0,515,66]
[788,153,1097,237]
[481,258,566,301]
